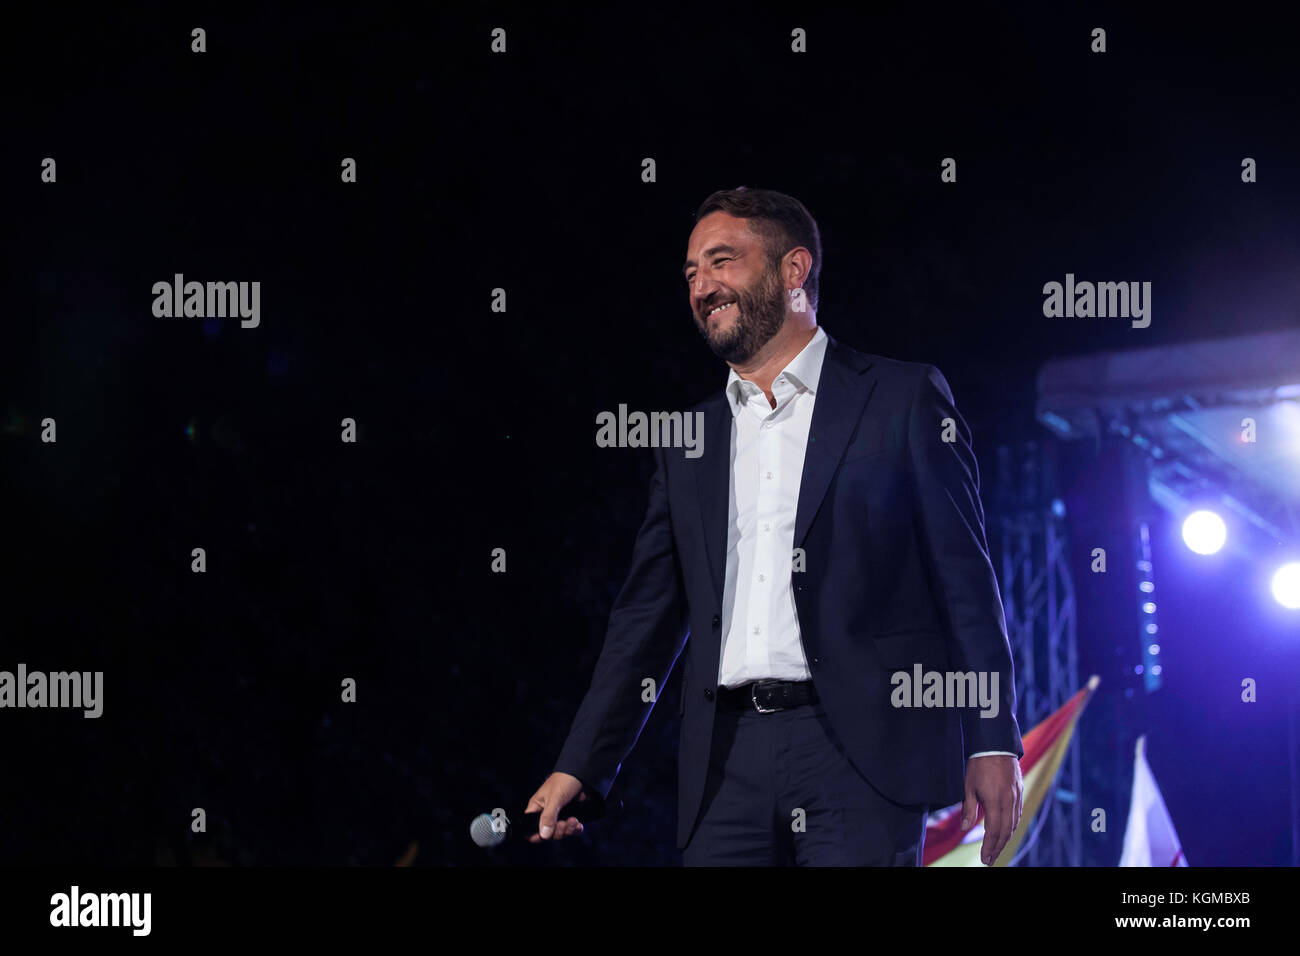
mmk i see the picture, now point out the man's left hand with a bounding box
[961,754,1024,866]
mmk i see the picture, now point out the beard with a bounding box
[694,262,787,365]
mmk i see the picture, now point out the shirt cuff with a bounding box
[968,751,1017,759]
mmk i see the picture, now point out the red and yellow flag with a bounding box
[924,675,1099,866]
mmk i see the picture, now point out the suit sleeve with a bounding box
[552,442,690,799]
[905,365,1024,759]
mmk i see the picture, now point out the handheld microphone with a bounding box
[469,796,622,848]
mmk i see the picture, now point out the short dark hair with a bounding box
[693,186,823,312]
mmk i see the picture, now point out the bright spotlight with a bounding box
[1271,562,1300,610]
[1182,510,1226,555]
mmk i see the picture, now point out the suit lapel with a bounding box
[792,336,876,549]
[693,332,876,608]
[694,394,732,608]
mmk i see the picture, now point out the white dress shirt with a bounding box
[718,327,827,689]
[716,326,1014,760]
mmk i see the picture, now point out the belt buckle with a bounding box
[751,680,783,713]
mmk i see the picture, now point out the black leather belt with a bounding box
[717,679,819,713]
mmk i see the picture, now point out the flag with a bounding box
[1119,735,1188,866]
[924,674,1099,866]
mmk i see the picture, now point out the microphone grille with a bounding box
[470,812,507,848]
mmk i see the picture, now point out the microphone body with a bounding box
[470,795,621,848]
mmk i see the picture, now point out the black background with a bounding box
[3,3,1297,866]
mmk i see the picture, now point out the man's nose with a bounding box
[692,275,720,302]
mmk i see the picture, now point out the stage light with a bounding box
[1271,562,1300,609]
[1182,510,1226,555]
[1133,521,1163,692]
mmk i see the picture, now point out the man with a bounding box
[527,186,1024,865]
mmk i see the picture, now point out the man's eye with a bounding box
[686,258,732,282]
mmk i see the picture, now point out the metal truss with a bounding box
[993,441,1082,867]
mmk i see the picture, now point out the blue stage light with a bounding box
[1182,510,1227,555]
[1271,562,1300,609]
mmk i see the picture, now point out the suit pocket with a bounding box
[842,444,887,464]
[871,629,950,669]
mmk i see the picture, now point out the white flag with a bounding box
[1119,735,1188,866]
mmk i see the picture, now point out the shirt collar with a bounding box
[725,326,828,418]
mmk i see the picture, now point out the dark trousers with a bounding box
[682,702,929,866]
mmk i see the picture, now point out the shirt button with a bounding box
[765,472,773,480]
[757,574,765,582]
[753,626,762,635]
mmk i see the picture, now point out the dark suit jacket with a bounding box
[554,331,1024,850]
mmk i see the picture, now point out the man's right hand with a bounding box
[524,772,588,843]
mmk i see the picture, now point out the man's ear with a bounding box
[782,246,813,290]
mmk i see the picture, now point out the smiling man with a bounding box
[527,186,1024,866]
